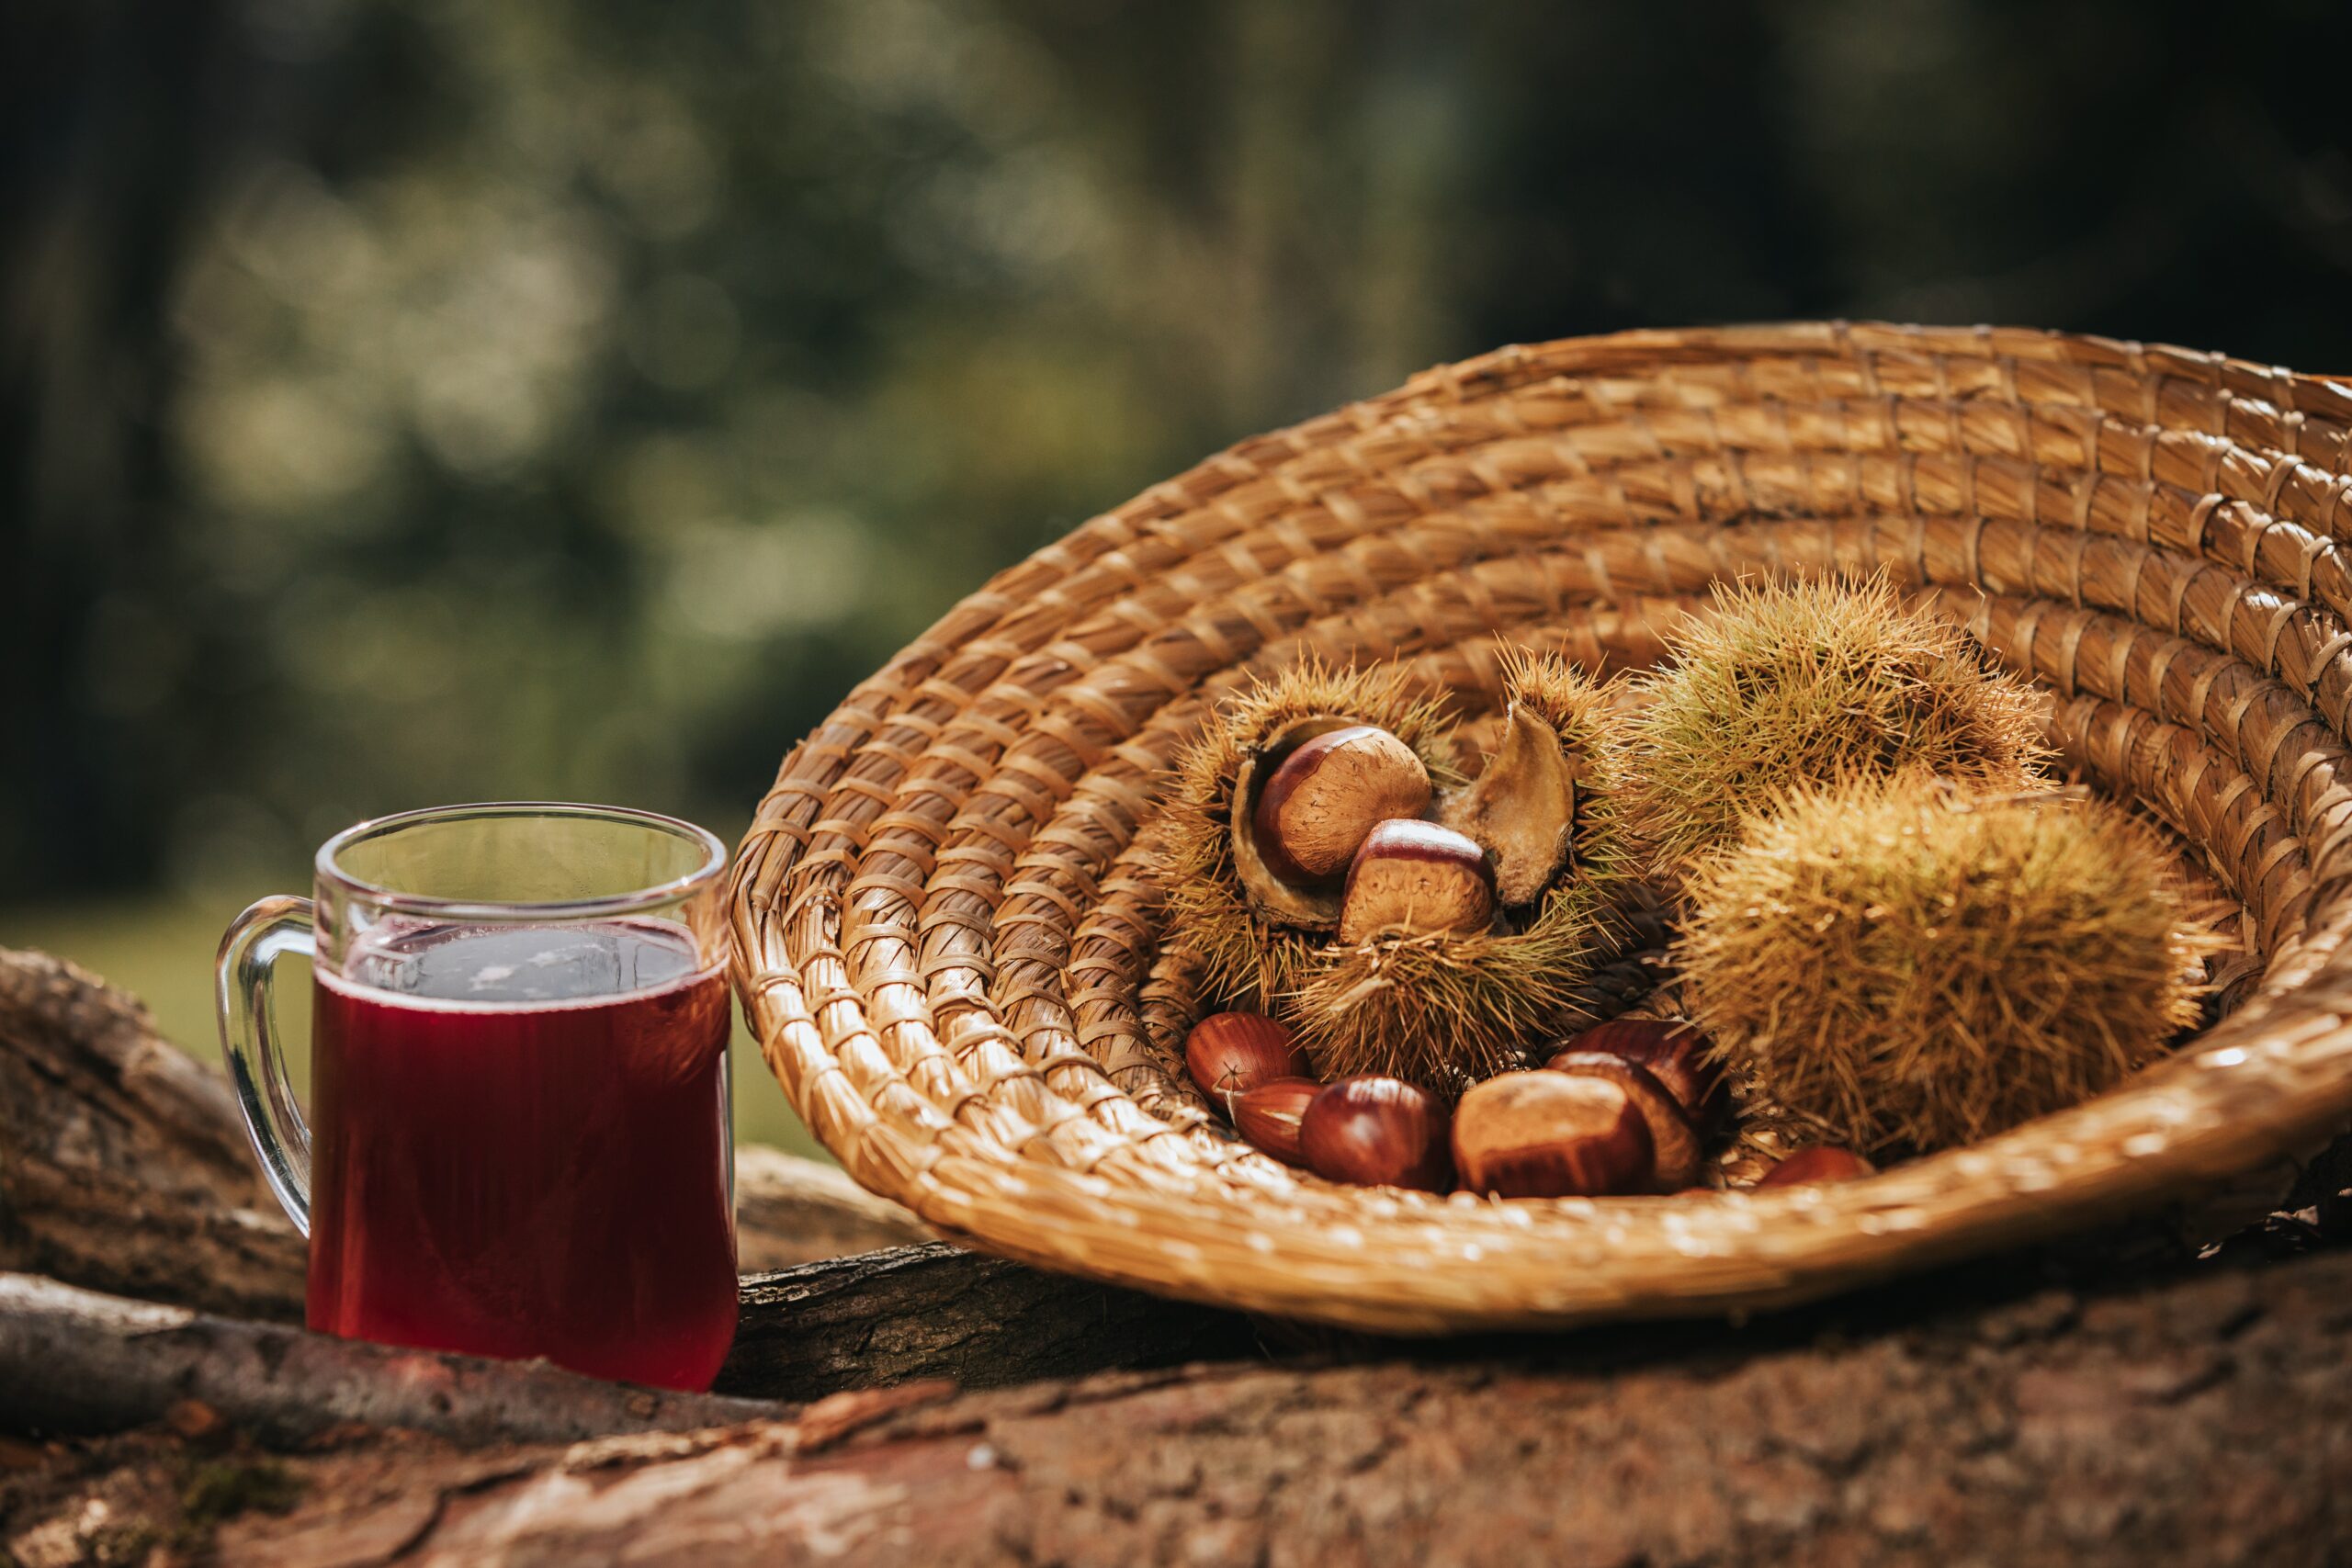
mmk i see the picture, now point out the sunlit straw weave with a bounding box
[729,322,2352,1333]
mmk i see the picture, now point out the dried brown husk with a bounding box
[1440,705,1576,906]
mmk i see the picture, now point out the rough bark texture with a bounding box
[718,1243,1259,1402]
[5,1247,2349,1566]
[0,949,305,1322]
[0,1245,1249,1438]
[0,1273,780,1449]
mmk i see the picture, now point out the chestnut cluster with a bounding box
[1185,1011,1870,1197]
[1248,725,1499,943]
[1158,655,1626,1097]
[1185,1011,1452,1190]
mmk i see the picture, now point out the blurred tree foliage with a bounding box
[7,0,2352,900]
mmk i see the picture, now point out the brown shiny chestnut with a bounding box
[1337,820,1497,944]
[1542,1051,1703,1190]
[1185,1012,1312,1105]
[1755,1145,1876,1188]
[1452,1070,1654,1199]
[1299,1076,1453,1192]
[1550,1018,1728,1136]
[1230,1077,1321,1167]
[1252,725,1433,884]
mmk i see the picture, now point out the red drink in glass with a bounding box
[306,919,737,1391]
[220,803,740,1392]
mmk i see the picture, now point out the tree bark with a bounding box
[2,1246,2347,1567]
[0,1273,777,1449]
[718,1243,1258,1402]
[0,1247,1251,1441]
[0,948,305,1322]
[732,1145,931,1272]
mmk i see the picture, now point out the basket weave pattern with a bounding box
[731,323,2352,1332]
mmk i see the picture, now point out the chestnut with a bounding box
[1230,1077,1320,1167]
[1551,1019,1727,1136]
[1452,1070,1654,1199]
[1299,1076,1453,1192]
[1337,820,1497,944]
[1185,1012,1311,1105]
[1543,1051,1703,1190]
[1755,1145,1876,1188]
[1252,725,1433,883]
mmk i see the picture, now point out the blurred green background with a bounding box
[6,0,2352,1155]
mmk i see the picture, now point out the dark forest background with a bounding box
[6,0,2352,1129]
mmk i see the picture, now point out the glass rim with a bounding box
[315,801,730,920]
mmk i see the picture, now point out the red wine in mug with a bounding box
[306,919,736,1392]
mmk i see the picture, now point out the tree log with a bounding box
[0,1247,1250,1441]
[0,948,304,1321]
[0,1274,776,1449]
[718,1243,1258,1402]
[2,1245,2347,1566]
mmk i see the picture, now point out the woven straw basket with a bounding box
[730,322,2352,1334]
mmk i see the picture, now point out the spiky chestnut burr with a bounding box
[1439,704,1575,906]
[1678,774,2217,1156]
[1623,573,2045,866]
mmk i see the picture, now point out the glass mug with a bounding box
[216,803,739,1392]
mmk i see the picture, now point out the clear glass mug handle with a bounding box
[215,896,316,1237]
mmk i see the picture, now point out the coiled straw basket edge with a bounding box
[729,321,2352,1334]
